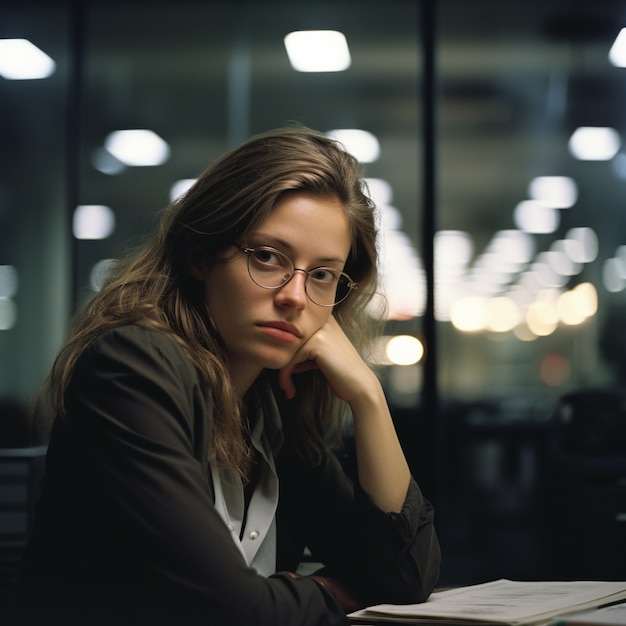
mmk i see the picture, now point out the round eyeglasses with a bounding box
[235,245,358,307]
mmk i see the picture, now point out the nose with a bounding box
[274,269,308,310]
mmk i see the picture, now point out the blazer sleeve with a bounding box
[276,449,441,606]
[18,326,347,626]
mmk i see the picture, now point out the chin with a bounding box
[255,350,295,371]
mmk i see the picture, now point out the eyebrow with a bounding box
[246,232,347,265]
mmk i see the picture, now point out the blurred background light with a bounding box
[91,146,126,175]
[378,229,426,319]
[526,299,558,336]
[0,299,17,330]
[170,178,197,202]
[548,240,582,276]
[435,230,473,269]
[528,176,578,208]
[0,265,19,299]
[284,30,351,72]
[487,229,535,266]
[513,200,559,234]
[450,296,487,332]
[540,353,571,386]
[564,227,598,263]
[609,27,626,67]
[377,204,403,231]
[89,259,118,292]
[385,335,424,365]
[603,258,625,292]
[73,205,116,240]
[485,296,521,333]
[364,177,393,206]
[325,128,380,163]
[104,129,170,166]
[568,126,621,161]
[0,38,55,79]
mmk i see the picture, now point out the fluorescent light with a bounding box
[377,204,403,231]
[435,230,473,268]
[564,227,598,263]
[615,245,626,277]
[326,128,380,163]
[513,200,559,234]
[0,299,17,331]
[170,179,196,202]
[73,205,116,240]
[528,176,577,208]
[104,129,170,166]
[92,147,126,175]
[568,126,621,160]
[603,258,625,292]
[0,265,18,298]
[548,241,581,276]
[0,38,55,80]
[363,178,393,206]
[487,230,535,265]
[284,30,351,72]
[90,259,118,291]
[609,28,626,67]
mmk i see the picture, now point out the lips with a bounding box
[259,322,302,338]
[258,321,302,342]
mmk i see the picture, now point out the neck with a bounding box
[231,363,263,399]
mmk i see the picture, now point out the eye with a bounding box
[309,268,340,284]
[252,247,288,270]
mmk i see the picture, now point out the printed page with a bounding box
[552,602,626,626]
[349,579,626,625]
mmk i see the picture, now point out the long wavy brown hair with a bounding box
[40,126,381,476]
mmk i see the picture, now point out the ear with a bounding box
[188,253,210,281]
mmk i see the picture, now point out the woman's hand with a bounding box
[278,316,411,513]
[278,315,375,403]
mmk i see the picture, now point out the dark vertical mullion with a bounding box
[419,0,439,500]
[66,0,86,314]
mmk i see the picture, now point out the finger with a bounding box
[278,359,318,399]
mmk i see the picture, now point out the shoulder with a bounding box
[68,325,212,451]
[76,324,203,390]
[86,324,191,363]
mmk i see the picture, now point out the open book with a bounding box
[348,579,626,625]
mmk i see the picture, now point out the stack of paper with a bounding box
[348,579,626,625]
[553,603,626,626]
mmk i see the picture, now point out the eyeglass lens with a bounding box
[247,247,353,306]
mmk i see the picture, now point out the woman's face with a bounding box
[197,191,353,394]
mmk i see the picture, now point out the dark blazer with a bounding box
[15,325,440,625]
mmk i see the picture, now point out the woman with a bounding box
[16,127,440,625]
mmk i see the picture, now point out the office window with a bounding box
[2,0,624,585]
[437,0,626,584]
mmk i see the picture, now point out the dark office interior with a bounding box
[1,0,626,609]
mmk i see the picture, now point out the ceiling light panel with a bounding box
[284,30,351,72]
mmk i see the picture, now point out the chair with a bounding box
[543,389,626,580]
[0,446,47,610]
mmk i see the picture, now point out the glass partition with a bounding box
[437,0,626,583]
[2,0,624,586]
[0,2,71,431]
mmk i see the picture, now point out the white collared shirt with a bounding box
[210,384,283,577]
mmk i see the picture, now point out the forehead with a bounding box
[249,192,352,260]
